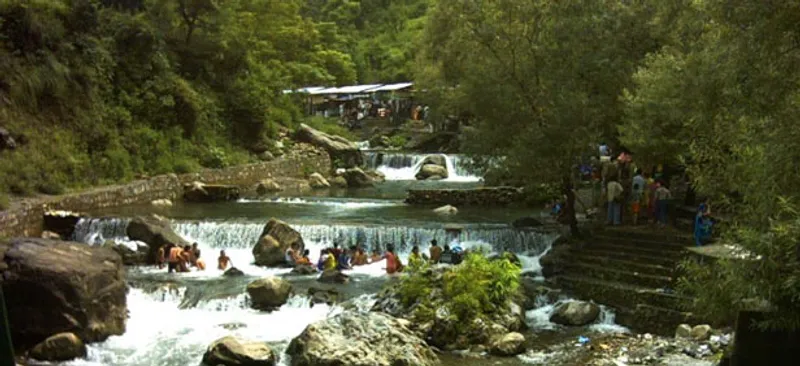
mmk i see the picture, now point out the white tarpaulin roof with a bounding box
[364,82,413,92]
[310,84,383,95]
[282,86,326,94]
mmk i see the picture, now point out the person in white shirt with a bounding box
[607,178,624,225]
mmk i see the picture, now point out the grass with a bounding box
[303,116,359,142]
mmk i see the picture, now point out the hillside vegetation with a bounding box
[0,0,426,201]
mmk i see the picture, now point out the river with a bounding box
[55,152,627,366]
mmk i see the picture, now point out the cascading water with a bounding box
[362,151,481,181]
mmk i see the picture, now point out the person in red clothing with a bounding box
[384,244,404,274]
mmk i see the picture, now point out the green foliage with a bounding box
[0,0,357,195]
[678,199,800,331]
[0,192,9,210]
[419,0,660,186]
[396,253,521,334]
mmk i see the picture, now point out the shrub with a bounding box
[303,116,358,142]
[396,252,521,333]
[0,193,9,210]
[173,159,200,174]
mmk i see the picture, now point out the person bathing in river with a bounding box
[296,249,313,266]
[384,244,404,274]
[429,240,442,264]
[218,250,233,271]
[351,246,368,266]
[190,243,206,270]
[167,244,183,273]
[369,248,382,263]
[336,246,354,271]
[409,245,423,268]
[318,249,338,271]
[330,242,343,260]
[285,243,300,267]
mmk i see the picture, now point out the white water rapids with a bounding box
[362,152,482,182]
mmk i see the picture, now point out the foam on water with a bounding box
[65,289,333,366]
[526,298,629,333]
[237,197,405,209]
[362,152,482,181]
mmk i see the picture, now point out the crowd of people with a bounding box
[281,239,466,275]
[553,142,715,246]
[156,242,207,273]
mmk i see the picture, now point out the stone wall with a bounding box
[0,144,330,238]
[405,187,524,206]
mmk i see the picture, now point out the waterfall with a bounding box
[173,221,555,255]
[362,151,481,181]
[72,217,131,245]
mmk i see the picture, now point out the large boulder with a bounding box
[183,181,240,202]
[317,269,349,284]
[421,154,447,167]
[415,164,449,180]
[433,205,458,216]
[126,215,191,264]
[224,267,245,277]
[203,336,277,366]
[247,277,293,310]
[489,332,526,356]
[252,219,304,267]
[308,173,331,189]
[0,238,126,349]
[343,167,375,188]
[549,301,601,326]
[288,264,317,276]
[286,311,438,366]
[308,287,339,305]
[103,240,147,266]
[330,176,348,188]
[295,123,363,168]
[256,179,282,195]
[29,332,86,361]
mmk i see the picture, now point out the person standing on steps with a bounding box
[654,180,672,226]
[558,177,580,236]
[606,177,624,226]
[631,170,646,225]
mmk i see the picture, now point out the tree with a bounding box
[177,0,217,44]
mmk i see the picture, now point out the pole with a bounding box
[0,287,15,366]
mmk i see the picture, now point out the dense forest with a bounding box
[0,0,429,200]
[2,0,800,329]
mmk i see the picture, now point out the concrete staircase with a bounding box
[544,227,701,335]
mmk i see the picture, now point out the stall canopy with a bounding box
[364,82,414,92]
[282,86,326,94]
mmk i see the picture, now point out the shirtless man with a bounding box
[168,244,183,273]
[218,250,233,270]
[179,245,192,272]
[156,245,165,269]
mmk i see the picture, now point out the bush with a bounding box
[173,159,200,174]
[396,253,521,333]
[303,116,358,142]
[0,193,9,210]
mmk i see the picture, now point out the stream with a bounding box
[53,152,628,366]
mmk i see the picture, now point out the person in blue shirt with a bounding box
[694,201,713,246]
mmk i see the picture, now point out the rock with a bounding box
[675,324,693,339]
[691,324,712,341]
[421,154,447,167]
[489,332,526,356]
[257,151,275,161]
[550,301,601,326]
[151,199,173,207]
[127,214,191,264]
[247,277,292,310]
[287,311,438,366]
[104,241,147,266]
[29,332,86,361]
[416,164,449,180]
[224,267,245,277]
[343,167,375,188]
[183,181,240,202]
[433,205,458,215]
[289,264,317,275]
[405,186,525,206]
[308,173,331,189]
[427,175,444,181]
[308,287,339,305]
[317,269,349,284]
[202,336,277,366]
[330,176,348,188]
[256,179,282,195]
[252,218,304,267]
[42,210,84,241]
[512,217,543,228]
[0,238,126,349]
[40,231,61,240]
[489,251,521,268]
[368,135,392,148]
[365,169,386,183]
[295,123,363,168]
[0,127,16,150]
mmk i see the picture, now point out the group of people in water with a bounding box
[157,242,234,273]
[284,239,465,275]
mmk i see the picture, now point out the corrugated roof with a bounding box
[364,82,413,92]
[282,86,327,94]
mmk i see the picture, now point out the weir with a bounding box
[362,151,481,181]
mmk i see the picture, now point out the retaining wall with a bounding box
[405,186,524,206]
[0,144,330,238]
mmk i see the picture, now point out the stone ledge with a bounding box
[404,186,523,206]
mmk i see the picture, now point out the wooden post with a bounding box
[0,287,15,366]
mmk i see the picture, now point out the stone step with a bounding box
[570,253,675,278]
[562,262,673,288]
[586,242,688,259]
[600,227,693,243]
[553,275,686,310]
[591,234,690,251]
[615,304,699,336]
[576,248,677,267]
